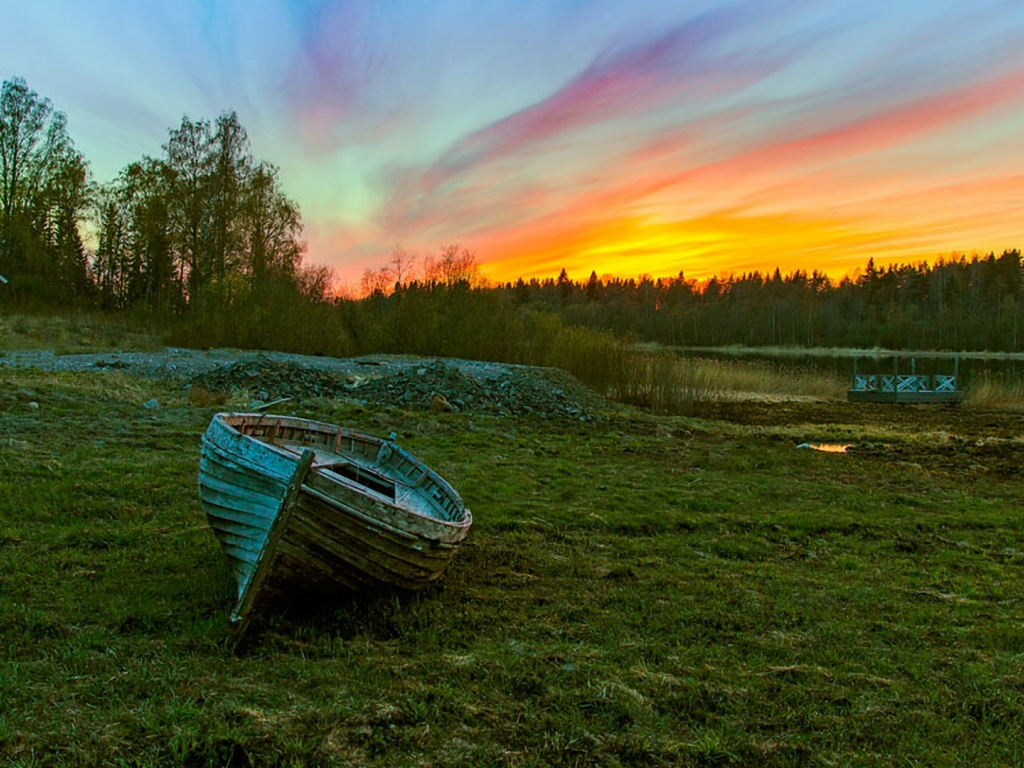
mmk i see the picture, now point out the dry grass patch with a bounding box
[0,312,163,353]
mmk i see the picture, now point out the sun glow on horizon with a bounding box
[4,1,1024,287]
[474,208,1017,287]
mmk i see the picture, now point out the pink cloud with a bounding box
[382,8,795,235]
[714,63,1024,180]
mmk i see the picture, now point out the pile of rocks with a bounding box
[189,355,343,402]
[347,361,596,420]
[189,355,598,420]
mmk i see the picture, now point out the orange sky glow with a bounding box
[7,1,1024,289]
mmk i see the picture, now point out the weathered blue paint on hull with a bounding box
[198,413,472,636]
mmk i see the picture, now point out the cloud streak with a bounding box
[2,0,1023,284]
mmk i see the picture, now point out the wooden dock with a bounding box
[847,357,964,404]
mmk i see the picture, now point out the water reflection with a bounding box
[679,347,1024,390]
[796,442,851,453]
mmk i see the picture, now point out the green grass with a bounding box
[2,368,1024,766]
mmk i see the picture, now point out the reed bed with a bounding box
[964,370,1024,409]
[605,351,846,414]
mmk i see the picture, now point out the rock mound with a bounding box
[190,355,598,420]
[348,361,596,420]
[191,355,342,402]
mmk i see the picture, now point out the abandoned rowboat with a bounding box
[199,413,472,639]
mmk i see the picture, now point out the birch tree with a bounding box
[0,77,89,301]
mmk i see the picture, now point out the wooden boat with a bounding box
[198,413,472,640]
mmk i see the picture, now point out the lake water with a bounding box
[677,347,1024,392]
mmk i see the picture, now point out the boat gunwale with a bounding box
[208,412,472,529]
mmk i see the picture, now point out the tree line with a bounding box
[350,247,1024,354]
[0,76,326,319]
[2,75,1022,357]
[489,251,1023,352]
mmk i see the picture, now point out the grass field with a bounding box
[2,362,1023,766]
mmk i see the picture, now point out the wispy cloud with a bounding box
[380,4,800,239]
[2,0,1024,282]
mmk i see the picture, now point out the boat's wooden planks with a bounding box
[304,471,468,540]
[228,449,316,645]
[199,412,472,641]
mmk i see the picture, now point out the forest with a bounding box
[494,250,1024,352]
[2,75,1022,357]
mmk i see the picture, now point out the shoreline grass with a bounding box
[611,352,847,413]
[678,342,1024,361]
[964,369,1024,409]
[0,311,164,354]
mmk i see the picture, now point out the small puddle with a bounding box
[796,443,852,453]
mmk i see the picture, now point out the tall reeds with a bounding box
[964,370,1024,409]
[527,325,846,414]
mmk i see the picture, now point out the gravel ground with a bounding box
[0,348,606,420]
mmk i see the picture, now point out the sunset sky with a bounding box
[3,1,1023,288]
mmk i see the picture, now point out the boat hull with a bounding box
[198,413,472,634]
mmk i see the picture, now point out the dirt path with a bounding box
[0,347,484,381]
[0,347,604,420]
